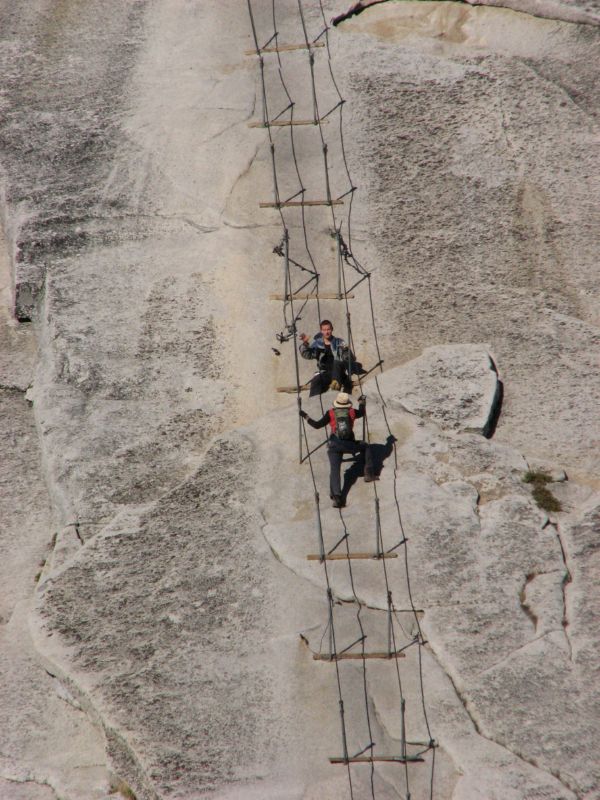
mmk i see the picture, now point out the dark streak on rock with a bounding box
[519,572,539,631]
[552,523,573,660]
[332,1,390,27]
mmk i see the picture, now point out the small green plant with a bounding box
[523,470,562,513]
[110,779,137,800]
[532,485,562,513]
[523,469,552,485]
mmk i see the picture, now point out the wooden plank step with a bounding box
[244,42,325,55]
[306,553,398,561]
[329,755,425,765]
[277,380,359,394]
[248,119,328,128]
[276,383,310,394]
[260,199,344,208]
[313,651,406,661]
[270,292,354,301]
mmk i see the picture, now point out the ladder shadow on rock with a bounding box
[340,434,396,505]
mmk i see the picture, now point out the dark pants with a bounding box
[309,361,351,397]
[327,436,374,498]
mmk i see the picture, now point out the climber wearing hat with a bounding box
[299,319,355,397]
[300,392,375,508]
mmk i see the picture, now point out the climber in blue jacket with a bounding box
[299,319,355,396]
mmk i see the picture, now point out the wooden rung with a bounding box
[277,380,359,394]
[329,755,425,765]
[269,292,354,301]
[307,553,398,561]
[244,42,325,55]
[313,651,406,661]
[276,384,310,394]
[260,200,344,208]
[248,119,328,128]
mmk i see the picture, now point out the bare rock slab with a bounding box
[376,345,500,435]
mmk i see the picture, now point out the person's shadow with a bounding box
[340,434,396,504]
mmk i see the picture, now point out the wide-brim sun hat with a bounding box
[333,392,352,408]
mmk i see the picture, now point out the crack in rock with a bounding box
[0,774,59,799]
[519,572,539,631]
[550,522,574,660]
[475,630,564,677]
[426,643,577,797]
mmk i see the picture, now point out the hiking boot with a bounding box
[332,495,344,508]
[329,379,341,391]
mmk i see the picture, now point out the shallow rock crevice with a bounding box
[0,774,60,799]
[551,522,574,660]
[426,644,577,798]
[519,572,540,630]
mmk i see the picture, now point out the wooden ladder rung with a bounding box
[276,384,310,394]
[248,118,328,128]
[260,199,344,208]
[313,651,406,661]
[244,42,325,55]
[329,755,424,764]
[307,553,398,561]
[277,380,359,394]
[270,292,354,301]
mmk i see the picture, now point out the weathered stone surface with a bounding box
[338,1,600,475]
[375,344,500,435]
[1,0,600,798]
[0,230,113,799]
[335,0,600,25]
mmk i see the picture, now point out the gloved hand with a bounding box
[358,394,366,403]
[299,410,308,419]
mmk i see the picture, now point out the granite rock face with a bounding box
[374,344,501,435]
[1,1,599,799]
[338,1,600,475]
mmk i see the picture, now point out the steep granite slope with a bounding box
[0,1,599,799]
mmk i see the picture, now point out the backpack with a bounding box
[332,407,354,440]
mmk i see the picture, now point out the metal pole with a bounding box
[387,590,393,655]
[308,51,319,122]
[401,698,407,762]
[323,143,332,205]
[259,56,269,127]
[286,231,303,463]
[283,234,291,301]
[269,142,280,206]
[316,492,325,563]
[374,496,381,557]
[339,700,349,763]
[327,588,335,657]
[334,229,340,299]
